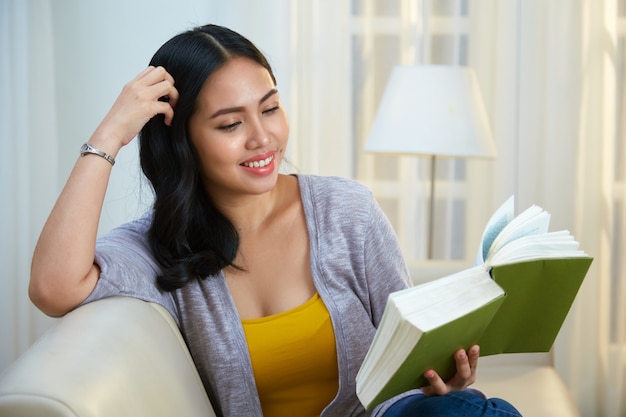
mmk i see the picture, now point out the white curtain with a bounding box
[469,1,625,416]
[287,0,353,178]
[563,1,626,415]
[0,0,58,371]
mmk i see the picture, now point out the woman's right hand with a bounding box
[29,66,178,317]
[89,66,179,154]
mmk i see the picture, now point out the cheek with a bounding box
[272,112,290,142]
[198,141,239,166]
[190,135,231,172]
[189,124,233,156]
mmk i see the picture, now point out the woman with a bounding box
[29,24,521,417]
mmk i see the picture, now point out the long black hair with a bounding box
[139,24,277,291]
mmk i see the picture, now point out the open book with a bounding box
[355,196,593,410]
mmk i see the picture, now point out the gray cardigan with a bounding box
[85,174,413,417]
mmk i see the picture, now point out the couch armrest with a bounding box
[475,363,581,417]
[0,297,216,417]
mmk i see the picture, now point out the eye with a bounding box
[218,121,241,132]
[263,105,280,115]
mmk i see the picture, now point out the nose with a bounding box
[246,116,270,149]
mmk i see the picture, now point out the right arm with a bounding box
[30,66,178,316]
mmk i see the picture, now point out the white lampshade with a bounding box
[365,65,496,158]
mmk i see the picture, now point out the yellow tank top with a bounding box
[241,293,339,417]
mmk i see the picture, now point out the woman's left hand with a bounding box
[420,345,480,396]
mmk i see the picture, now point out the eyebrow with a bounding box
[210,88,279,119]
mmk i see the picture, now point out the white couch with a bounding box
[475,357,582,417]
[0,297,215,417]
[0,296,580,417]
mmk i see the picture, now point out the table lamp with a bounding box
[364,65,496,259]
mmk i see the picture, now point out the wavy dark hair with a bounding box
[139,24,277,291]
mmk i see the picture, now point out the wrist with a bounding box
[87,125,128,158]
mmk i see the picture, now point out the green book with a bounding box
[355,196,593,410]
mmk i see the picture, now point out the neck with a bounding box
[210,174,291,234]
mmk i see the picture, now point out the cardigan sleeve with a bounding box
[298,174,412,327]
[362,192,413,327]
[82,211,177,320]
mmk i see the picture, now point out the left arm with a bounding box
[361,185,480,395]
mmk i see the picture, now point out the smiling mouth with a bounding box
[241,154,274,168]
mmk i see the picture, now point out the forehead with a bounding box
[196,57,276,110]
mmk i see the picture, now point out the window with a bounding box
[350,0,483,263]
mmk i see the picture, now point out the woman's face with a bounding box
[188,57,289,200]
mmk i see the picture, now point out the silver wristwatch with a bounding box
[80,142,116,166]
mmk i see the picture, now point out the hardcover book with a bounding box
[355,196,593,410]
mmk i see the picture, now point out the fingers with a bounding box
[421,369,447,396]
[468,345,479,374]
[421,345,480,397]
[118,66,178,131]
[128,65,157,83]
[454,348,472,382]
[145,67,178,126]
[91,66,180,151]
[452,345,478,388]
[154,74,179,126]
[122,67,167,103]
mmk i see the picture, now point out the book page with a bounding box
[487,230,585,266]
[485,204,551,262]
[475,196,515,265]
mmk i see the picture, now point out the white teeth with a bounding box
[243,155,273,168]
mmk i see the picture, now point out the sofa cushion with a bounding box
[475,364,581,417]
